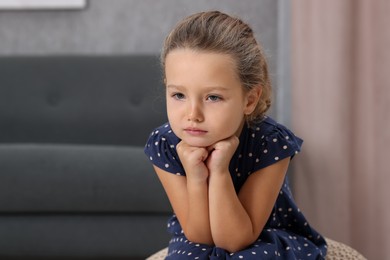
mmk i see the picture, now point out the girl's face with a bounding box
[165,49,259,147]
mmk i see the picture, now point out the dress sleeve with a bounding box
[254,122,303,171]
[144,125,185,176]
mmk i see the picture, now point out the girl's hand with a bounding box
[206,135,239,174]
[176,141,210,182]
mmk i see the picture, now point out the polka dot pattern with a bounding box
[144,117,327,259]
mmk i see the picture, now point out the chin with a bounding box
[182,138,213,148]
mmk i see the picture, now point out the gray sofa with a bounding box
[0,56,172,259]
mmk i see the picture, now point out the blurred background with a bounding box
[0,0,389,259]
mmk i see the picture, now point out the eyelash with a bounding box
[206,95,222,102]
[170,93,223,102]
[172,93,185,100]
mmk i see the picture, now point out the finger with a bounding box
[206,145,216,153]
[200,149,209,162]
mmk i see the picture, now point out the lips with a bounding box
[184,127,208,136]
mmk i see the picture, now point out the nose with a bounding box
[187,101,204,122]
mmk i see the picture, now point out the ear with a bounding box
[244,86,262,115]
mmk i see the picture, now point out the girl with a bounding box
[145,11,327,259]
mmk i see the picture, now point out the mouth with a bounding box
[184,127,208,136]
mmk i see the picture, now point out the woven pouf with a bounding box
[325,237,367,260]
[146,247,168,260]
[146,237,366,259]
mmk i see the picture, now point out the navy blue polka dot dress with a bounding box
[144,117,327,259]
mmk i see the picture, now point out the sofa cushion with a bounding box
[0,144,171,213]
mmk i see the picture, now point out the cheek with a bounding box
[212,108,244,131]
[166,100,178,117]
[166,106,182,132]
[167,109,178,127]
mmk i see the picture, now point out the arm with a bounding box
[207,137,289,252]
[153,141,214,245]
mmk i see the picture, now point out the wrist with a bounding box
[186,172,209,185]
[208,167,230,177]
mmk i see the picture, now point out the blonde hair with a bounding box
[161,11,272,123]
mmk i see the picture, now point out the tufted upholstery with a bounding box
[0,56,166,146]
[0,56,172,259]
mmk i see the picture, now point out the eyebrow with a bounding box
[166,84,229,92]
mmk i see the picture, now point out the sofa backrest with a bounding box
[0,55,167,146]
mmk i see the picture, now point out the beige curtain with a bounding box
[291,1,390,259]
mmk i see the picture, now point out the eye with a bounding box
[172,93,185,100]
[206,95,222,102]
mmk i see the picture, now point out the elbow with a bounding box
[222,244,247,254]
[184,227,214,246]
[214,234,257,253]
[215,241,249,254]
